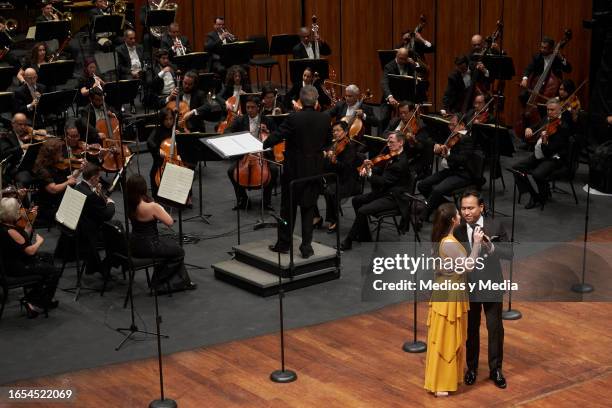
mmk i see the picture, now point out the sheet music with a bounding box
[157,163,194,205]
[55,187,87,231]
[205,132,265,158]
[26,26,36,40]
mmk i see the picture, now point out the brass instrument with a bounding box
[111,0,126,15]
[5,19,17,33]
[221,28,236,42]
[149,0,178,39]
[52,6,72,22]
[173,37,186,56]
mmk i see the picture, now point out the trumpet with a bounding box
[220,28,236,42]
[52,6,72,22]
[173,37,186,56]
[3,18,17,34]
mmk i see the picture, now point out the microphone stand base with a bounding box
[149,398,177,408]
[402,340,427,353]
[502,309,522,320]
[571,283,594,294]
[254,221,278,230]
[270,369,297,383]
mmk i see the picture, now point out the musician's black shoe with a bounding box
[489,369,507,389]
[464,369,477,385]
[524,196,541,210]
[300,244,314,259]
[268,244,289,254]
[232,199,250,211]
[339,238,353,251]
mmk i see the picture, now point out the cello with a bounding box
[96,93,132,172]
[154,109,185,187]
[515,29,572,141]
[233,115,271,189]
[165,72,191,133]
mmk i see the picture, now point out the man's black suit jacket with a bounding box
[115,43,144,79]
[14,83,47,117]
[523,53,572,79]
[291,41,331,59]
[325,100,379,129]
[74,180,115,240]
[160,34,192,59]
[0,131,22,170]
[441,69,469,113]
[454,217,512,301]
[263,107,332,206]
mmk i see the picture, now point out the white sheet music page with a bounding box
[55,187,87,231]
[157,163,194,205]
[205,132,264,158]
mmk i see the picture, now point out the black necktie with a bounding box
[469,224,477,248]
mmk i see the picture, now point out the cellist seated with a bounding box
[225,96,278,211]
[76,87,110,145]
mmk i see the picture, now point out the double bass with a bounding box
[515,29,572,141]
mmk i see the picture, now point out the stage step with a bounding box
[212,238,342,296]
[233,238,339,277]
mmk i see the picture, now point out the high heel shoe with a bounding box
[21,300,40,319]
[327,222,337,233]
[313,216,323,229]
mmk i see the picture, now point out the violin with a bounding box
[357,150,400,174]
[400,105,422,139]
[329,134,350,164]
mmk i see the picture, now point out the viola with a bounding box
[341,90,372,140]
[329,135,350,164]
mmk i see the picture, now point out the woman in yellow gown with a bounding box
[424,203,484,397]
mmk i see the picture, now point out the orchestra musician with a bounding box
[0,113,36,187]
[285,67,330,110]
[147,49,176,107]
[78,58,105,106]
[126,174,197,292]
[160,22,192,60]
[385,101,433,180]
[64,121,99,165]
[146,107,174,198]
[557,79,581,126]
[325,84,378,133]
[417,114,484,222]
[260,86,284,116]
[205,16,236,76]
[217,65,252,113]
[519,36,572,92]
[315,121,362,233]
[292,26,331,59]
[0,197,61,318]
[441,55,486,115]
[396,28,435,57]
[116,29,144,80]
[339,131,413,251]
[15,68,47,125]
[512,99,570,209]
[263,85,332,259]
[36,2,59,23]
[31,138,78,225]
[76,87,110,144]
[0,17,19,67]
[16,43,48,84]
[225,95,278,211]
[162,70,221,131]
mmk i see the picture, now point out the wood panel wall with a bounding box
[134,0,592,124]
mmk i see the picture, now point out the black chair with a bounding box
[549,136,580,205]
[101,221,158,307]
[248,35,281,88]
[0,252,46,320]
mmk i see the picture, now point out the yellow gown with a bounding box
[424,234,470,393]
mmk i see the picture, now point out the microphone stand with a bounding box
[571,183,594,293]
[269,212,297,383]
[502,169,522,320]
[253,102,278,230]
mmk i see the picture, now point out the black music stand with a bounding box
[37,89,78,116]
[103,80,140,111]
[221,41,256,68]
[35,20,71,42]
[270,34,301,89]
[92,15,124,45]
[38,60,75,87]
[145,8,176,33]
[0,66,14,92]
[173,52,210,72]
[197,72,221,93]
[377,50,397,71]
[387,73,417,103]
[420,114,451,144]
[0,92,14,118]
[288,58,329,84]
[177,132,219,224]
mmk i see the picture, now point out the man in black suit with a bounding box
[325,84,378,134]
[513,99,571,209]
[160,70,223,131]
[146,49,176,106]
[160,22,192,60]
[36,3,58,23]
[292,27,331,59]
[74,162,116,276]
[116,29,144,80]
[455,190,511,389]
[340,131,413,251]
[0,113,35,186]
[441,55,483,115]
[226,95,278,210]
[520,36,572,92]
[76,87,109,145]
[380,48,425,130]
[205,16,236,76]
[263,85,332,258]
[14,68,47,125]
[417,114,484,222]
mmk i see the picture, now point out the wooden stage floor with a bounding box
[4,300,612,408]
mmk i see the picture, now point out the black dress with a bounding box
[33,166,70,225]
[0,224,60,309]
[129,217,192,290]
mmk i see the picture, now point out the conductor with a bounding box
[263,85,332,259]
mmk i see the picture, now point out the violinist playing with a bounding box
[31,138,78,225]
[385,101,433,180]
[418,114,484,223]
[339,131,413,251]
[0,113,37,187]
[225,96,277,211]
[557,79,581,128]
[325,84,378,137]
[512,99,570,209]
[315,121,362,233]
[285,67,330,111]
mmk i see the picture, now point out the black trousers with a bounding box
[277,180,316,250]
[347,192,397,242]
[227,161,278,206]
[513,155,563,201]
[418,168,473,218]
[466,301,504,373]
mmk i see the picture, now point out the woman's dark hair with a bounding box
[126,174,151,219]
[431,203,458,255]
[83,57,97,76]
[224,65,247,86]
[30,42,47,65]
[33,138,63,175]
[158,107,174,126]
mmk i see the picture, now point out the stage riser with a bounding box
[234,251,339,278]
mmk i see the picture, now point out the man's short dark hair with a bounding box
[156,49,169,59]
[184,70,198,84]
[215,16,225,22]
[398,100,415,110]
[332,121,349,132]
[245,95,261,106]
[386,130,405,144]
[455,55,469,66]
[542,36,555,48]
[82,163,100,181]
[461,190,484,206]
